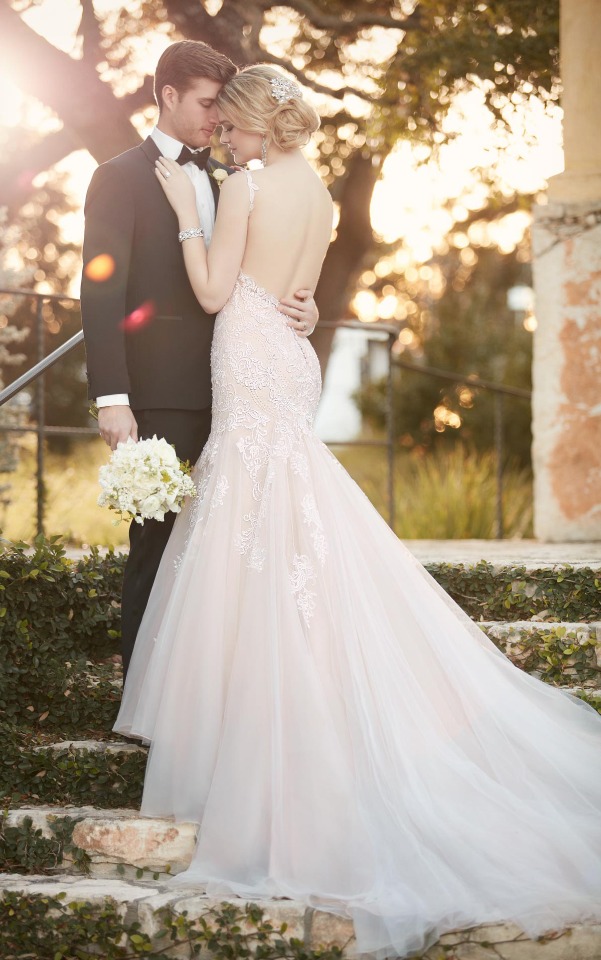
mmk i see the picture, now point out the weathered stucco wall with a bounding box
[532,202,601,540]
[531,0,601,541]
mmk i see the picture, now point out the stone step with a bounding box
[405,539,601,569]
[482,620,601,686]
[66,540,601,569]
[1,872,600,959]
[12,721,601,888]
[6,807,190,879]
[5,622,597,809]
[33,739,146,756]
[20,621,589,766]
[67,540,601,564]
[77,621,599,688]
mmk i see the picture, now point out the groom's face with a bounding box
[160,77,223,148]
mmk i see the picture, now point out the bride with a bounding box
[114,65,601,959]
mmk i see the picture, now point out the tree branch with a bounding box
[162,0,224,43]
[0,129,82,210]
[0,0,140,161]
[122,75,156,113]
[162,0,250,64]
[78,0,104,65]
[260,50,374,101]
[262,0,420,35]
[0,74,156,213]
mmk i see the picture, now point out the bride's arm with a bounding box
[155,158,248,314]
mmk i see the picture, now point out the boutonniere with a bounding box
[210,168,228,188]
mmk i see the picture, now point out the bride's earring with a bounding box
[261,135,268,167]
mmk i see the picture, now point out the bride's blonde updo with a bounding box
[216,65,320,151]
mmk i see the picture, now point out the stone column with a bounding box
[532,0,601,540]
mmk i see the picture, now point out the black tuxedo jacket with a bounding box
[80,136,231,410]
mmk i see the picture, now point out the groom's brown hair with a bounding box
[154,41,237,110]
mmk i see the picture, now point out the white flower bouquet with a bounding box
[98,435,196,524]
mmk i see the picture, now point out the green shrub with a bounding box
[0,896,346,960]
[0,536,124,731]
[0,812,90,875]
[1,728,145,808]
[432,561,601,622]
[487,624,601,686]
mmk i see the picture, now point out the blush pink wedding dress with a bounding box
[115,171,601,959]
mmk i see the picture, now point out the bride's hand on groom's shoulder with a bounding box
[154,157,197,219]
[280,290,319,338]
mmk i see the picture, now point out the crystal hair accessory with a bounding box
[269,76,302,104]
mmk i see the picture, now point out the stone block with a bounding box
[309,908,356,951]
[423,919,601,959]
[71,816,197,872]
[239,898,308,942]
[35,740,147,755]
[0,872,158,910]
[138,886,306,940]
[137,889,201,938]
[5,806,138,838]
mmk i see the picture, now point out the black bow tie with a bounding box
[177,145,211,170]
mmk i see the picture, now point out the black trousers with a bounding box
[120,407,212,679]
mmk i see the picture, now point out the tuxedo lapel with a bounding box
[140,135,161,167]
[206,160,221,209]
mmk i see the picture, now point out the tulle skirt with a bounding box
[115,425,601,959]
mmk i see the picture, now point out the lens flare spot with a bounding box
[121,301,156,332]
[84,254,115,282]
[16,170,36,193]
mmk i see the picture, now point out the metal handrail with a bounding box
[391,357,531,538]
[0,288,83,533]
[395,358,531,399]
[0,331,83,407]
[0,287,531,539]
[0,291,400,533]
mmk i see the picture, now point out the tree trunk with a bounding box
[311,150,382,372]
[0,0,142,207]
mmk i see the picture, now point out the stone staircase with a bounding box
[4,872,601,960]
[2,542,601,958]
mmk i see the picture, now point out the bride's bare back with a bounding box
[240,155,333,301]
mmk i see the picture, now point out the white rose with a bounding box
[141,493,161,515]
[211,168,228,185]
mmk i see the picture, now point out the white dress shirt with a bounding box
[96,126,216,409]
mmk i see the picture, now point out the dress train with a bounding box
[115,268,601,958]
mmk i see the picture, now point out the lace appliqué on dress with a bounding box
[302,493,328,565]
[209,476,229,518]
[289,553,317,627]
[243,168,259,212]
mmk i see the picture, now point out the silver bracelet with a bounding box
[178,227,204,243]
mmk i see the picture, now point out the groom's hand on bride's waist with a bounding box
[98,405,138,451]
[279,290,318,338]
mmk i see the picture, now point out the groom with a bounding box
[81,40,318,679]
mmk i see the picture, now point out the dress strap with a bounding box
[243,168,259,214]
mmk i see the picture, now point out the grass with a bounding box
[335,444,533,540]
[0,436,532,547]
[1,437,129,548]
